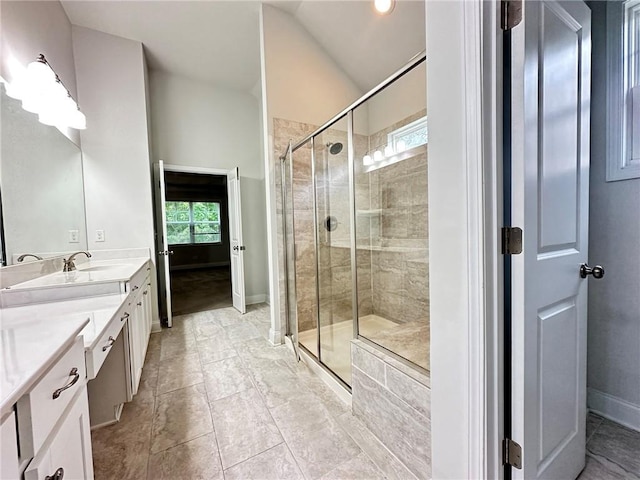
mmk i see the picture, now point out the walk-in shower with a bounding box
[278,53,428,388]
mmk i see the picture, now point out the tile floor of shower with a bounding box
[297,315,430,385]
[90,303,639,480]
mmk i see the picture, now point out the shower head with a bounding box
[327,142,343,155]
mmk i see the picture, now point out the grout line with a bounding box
[221,441,287,472]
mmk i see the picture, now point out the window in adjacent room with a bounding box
[165,201,221,244]
[607,0,640,181]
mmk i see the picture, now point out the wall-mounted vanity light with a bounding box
[1,54,86,130]
[373,0,395,15]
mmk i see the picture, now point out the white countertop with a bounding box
[5,258,148,291]
[0,312,89,416]
[0,257,149,415]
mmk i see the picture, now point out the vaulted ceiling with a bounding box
[61,0,425,93]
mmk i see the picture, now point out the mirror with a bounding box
[0,89,87,265]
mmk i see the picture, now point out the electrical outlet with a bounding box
[95,229,105,242]
[68,230,79,243]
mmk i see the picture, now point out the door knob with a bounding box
[580,263,605,279]
[233,246,238,251]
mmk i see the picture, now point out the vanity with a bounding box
[0,256,154,480]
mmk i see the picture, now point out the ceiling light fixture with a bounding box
[2,54,86,130]
[373,0,395,15]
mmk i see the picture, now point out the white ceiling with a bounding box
[61,0,425,93]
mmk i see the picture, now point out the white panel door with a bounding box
[153,160,173,327]
[227,167,246,314]
[510,1,591,479]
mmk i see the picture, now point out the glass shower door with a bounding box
[313,116,353,386]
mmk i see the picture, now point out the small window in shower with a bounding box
[360,115,428,173]
[388,116,428,152]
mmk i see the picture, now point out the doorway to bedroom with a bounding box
[163,170,232,316]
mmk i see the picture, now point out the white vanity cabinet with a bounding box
[85,261,153,424]
[16,336,93,480]
[125,266,152,396]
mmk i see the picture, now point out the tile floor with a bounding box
[90,302,639,480]
[577,412,640,479]
[91,304,412,480]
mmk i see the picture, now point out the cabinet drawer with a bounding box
[17,337,86,460]
[85,307,127,380]
[125,262,151,295]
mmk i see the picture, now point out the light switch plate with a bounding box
[68,230,79,243]
[95,230,105,242]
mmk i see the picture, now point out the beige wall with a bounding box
[149,71,269,301]
[260,4,363,341]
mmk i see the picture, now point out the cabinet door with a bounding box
[127,304,143,396]
[24,386,94,480]
[1,412,19,480]
[142,280,152,350]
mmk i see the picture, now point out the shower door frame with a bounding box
[282,132,354,392]
[280,52,430,390]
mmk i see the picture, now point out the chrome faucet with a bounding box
[17,253,43,262]
[62,251,92,272]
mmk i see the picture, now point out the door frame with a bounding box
[156,163,241,320]
[426,0,503,478]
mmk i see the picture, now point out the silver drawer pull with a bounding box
[121,312,130,322]
[52,369,80,399]
[143,290,148,295]
[45,467,64,480]
[132,285,139,291]
[137,301,142,306]
[102,336,116,352]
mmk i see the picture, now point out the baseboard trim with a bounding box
[246,294,267,305]
[269,327,282,345]
[588,387,640,432]
[151,319,162,333]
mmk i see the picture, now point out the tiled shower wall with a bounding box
[273,118,317,336]
[274,110,429,335]
[355,109,429,326]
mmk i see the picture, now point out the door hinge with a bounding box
[502,227,523,255]
[503,438,523,469]
[501,0,523,31]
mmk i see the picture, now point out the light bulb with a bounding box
[21,91,44,113]
[38,109,60,127]
[373,0,395,15]
[61,95,78,125]
[396,140,407,152]
[384,145,394,157]
[69,109,86,130]
[363,155,373,166]
[26,59,55,87]
[373,150,384,162]
[4,81,24,100]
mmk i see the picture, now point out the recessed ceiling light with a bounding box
[373,0,395,15]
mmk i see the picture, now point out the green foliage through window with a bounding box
[166,201,222,245]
